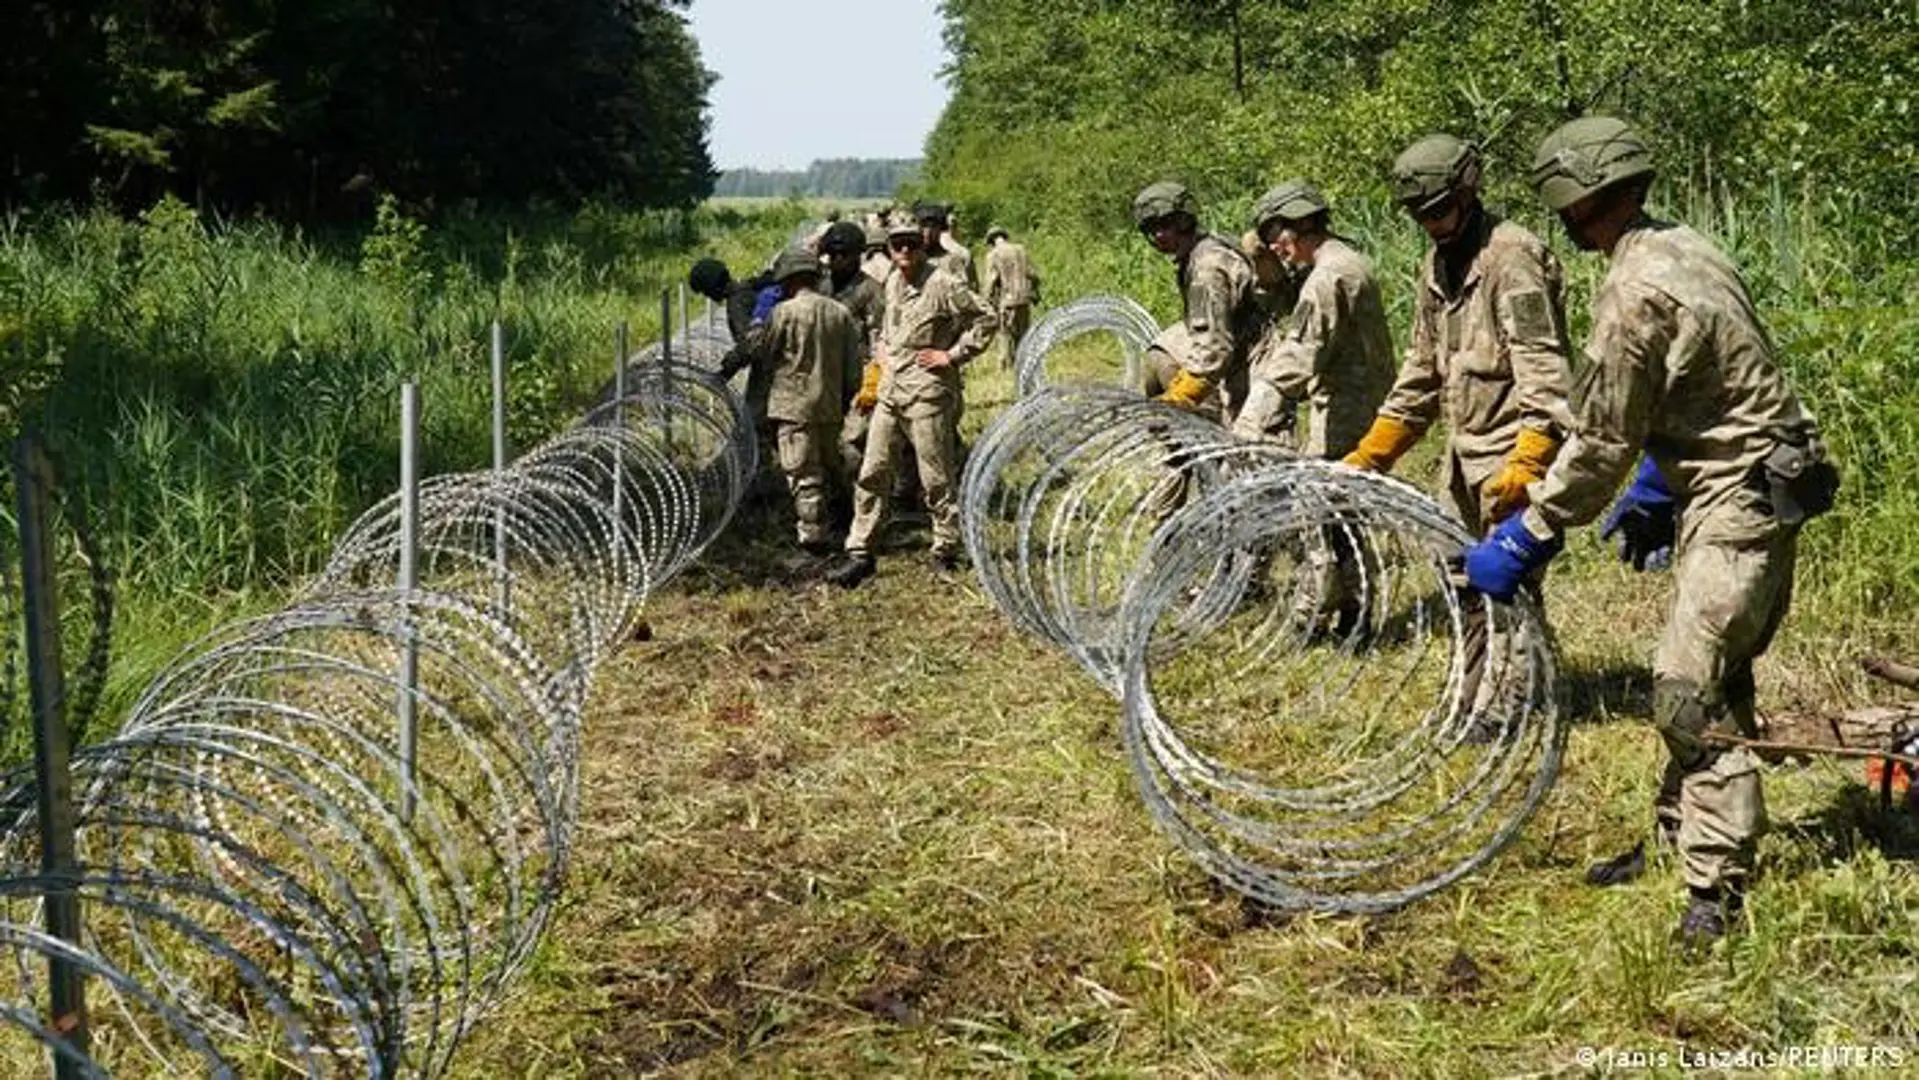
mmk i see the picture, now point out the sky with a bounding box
[686,0,951,171]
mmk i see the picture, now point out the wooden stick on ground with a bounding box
[1862,655,1919,693]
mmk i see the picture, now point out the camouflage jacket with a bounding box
[1378,211,1575,487]
[862,252,892,284]
[758,290,860,425]
[1177,233,1265,390]
[1523,220,1824,547]
[877,261,997,417]
[829,269,885,363]
[983,241,1039,308]
[932,235,978,290]
[1249,238,1397,458]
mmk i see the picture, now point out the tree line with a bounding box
[713,159,924,199]
[925,0,1917,239]
[1,0,719,218]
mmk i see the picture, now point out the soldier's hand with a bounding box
[915,348,953,371]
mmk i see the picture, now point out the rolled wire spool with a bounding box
[1012,294,1159,399]
[0,345,747,1074]
[964,303,1563,912]
[1116,462,1562,913]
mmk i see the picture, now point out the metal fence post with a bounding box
[491,321,509,614]
[12,436,89,1076]
[396,382,420,825]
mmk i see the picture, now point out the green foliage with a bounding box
[0,0,718,216]
[927,0,1918,241]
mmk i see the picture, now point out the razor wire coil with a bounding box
[962,304,1565,915]
[0,331,749,1076]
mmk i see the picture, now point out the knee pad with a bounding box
[1654,675,1720,769]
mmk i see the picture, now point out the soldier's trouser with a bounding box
[998,304,1032,369]
[1651,526,1796,892]
[1449,472,1549,723]
[1140,349,1224,521]
[846,398,960,557]
[776,420,835,545]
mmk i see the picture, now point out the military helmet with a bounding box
[863,223,888,250]
[771,245,822,283]
[913,200,951,225]
[1531,116,1655,211]
[985,226,1009,243]
[1251,179,1329,230]
[1132,181,1200,226]
[886,216,923,241]
[1392,134,1481,211]
[821,220,867,255]
[687,257,730,297]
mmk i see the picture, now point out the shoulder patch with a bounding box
[1506,289,1554,341]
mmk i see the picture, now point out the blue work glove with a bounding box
[1599,454,1675,571]
[750,283,783,325]
[1463,514,1563,602]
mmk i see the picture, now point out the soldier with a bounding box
[916,202,978,289]
[1231,181,1395,635]
[981,226,1040,370]
[1342,134,1575,537]
[755,246,861,553]
[827,219,998,587]
[1462,116,1839,945]
[861,222,892,283]
[689,258,783,483]
[1232,180,1395,458]
[819,221,888,509]
[1130,181,1265,427]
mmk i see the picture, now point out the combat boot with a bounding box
[1675,885,1744,950]
[827,552,876,589]
[1584,821,1678,887]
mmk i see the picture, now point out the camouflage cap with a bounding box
[1392,134,1480,210]
[1251,179,1329,230]
[771,245,822,283]
[821,220,867,255]
[863,223,889,249]
[1531,116,1655,211]
[1132,182,1200,226]
[886,216,923,240]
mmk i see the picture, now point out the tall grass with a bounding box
[0,194,808,746]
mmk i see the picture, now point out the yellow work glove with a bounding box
[854,361,882,412]
[1155,369,1214,410]
[1480,427,1560,523]
[1341,415,1421,472]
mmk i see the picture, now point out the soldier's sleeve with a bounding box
[1377,286,1443,431]
[1494,245,1576,436]
[837,306,862,409]
[982,251,1001,308]
[1523,282,1675,534]
[943,275,999,366]
[1250,269,1337,400]
[1182,261,1238,382]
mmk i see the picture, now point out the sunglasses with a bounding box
[888,236,923,251]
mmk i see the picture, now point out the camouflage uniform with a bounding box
[1522,220,1828,894]
[982,234,1039,370]
[1233,237,1395,458]
[1377,210,1575,533]
[759,274,860,546]
[844,260,997,559]
[1161,233,1265,423]
[830,268,888,483]
[934,232,977,290]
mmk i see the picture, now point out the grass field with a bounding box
[4,195,1917,1075]
[446,355,1919,1077]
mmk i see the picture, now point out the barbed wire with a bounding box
[0,331,749,1075]
[962,314,1565,915]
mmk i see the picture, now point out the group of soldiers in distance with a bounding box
[688,114,1839,946]
[684,200,1036,586]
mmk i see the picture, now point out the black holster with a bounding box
[1746,438,1840,526]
